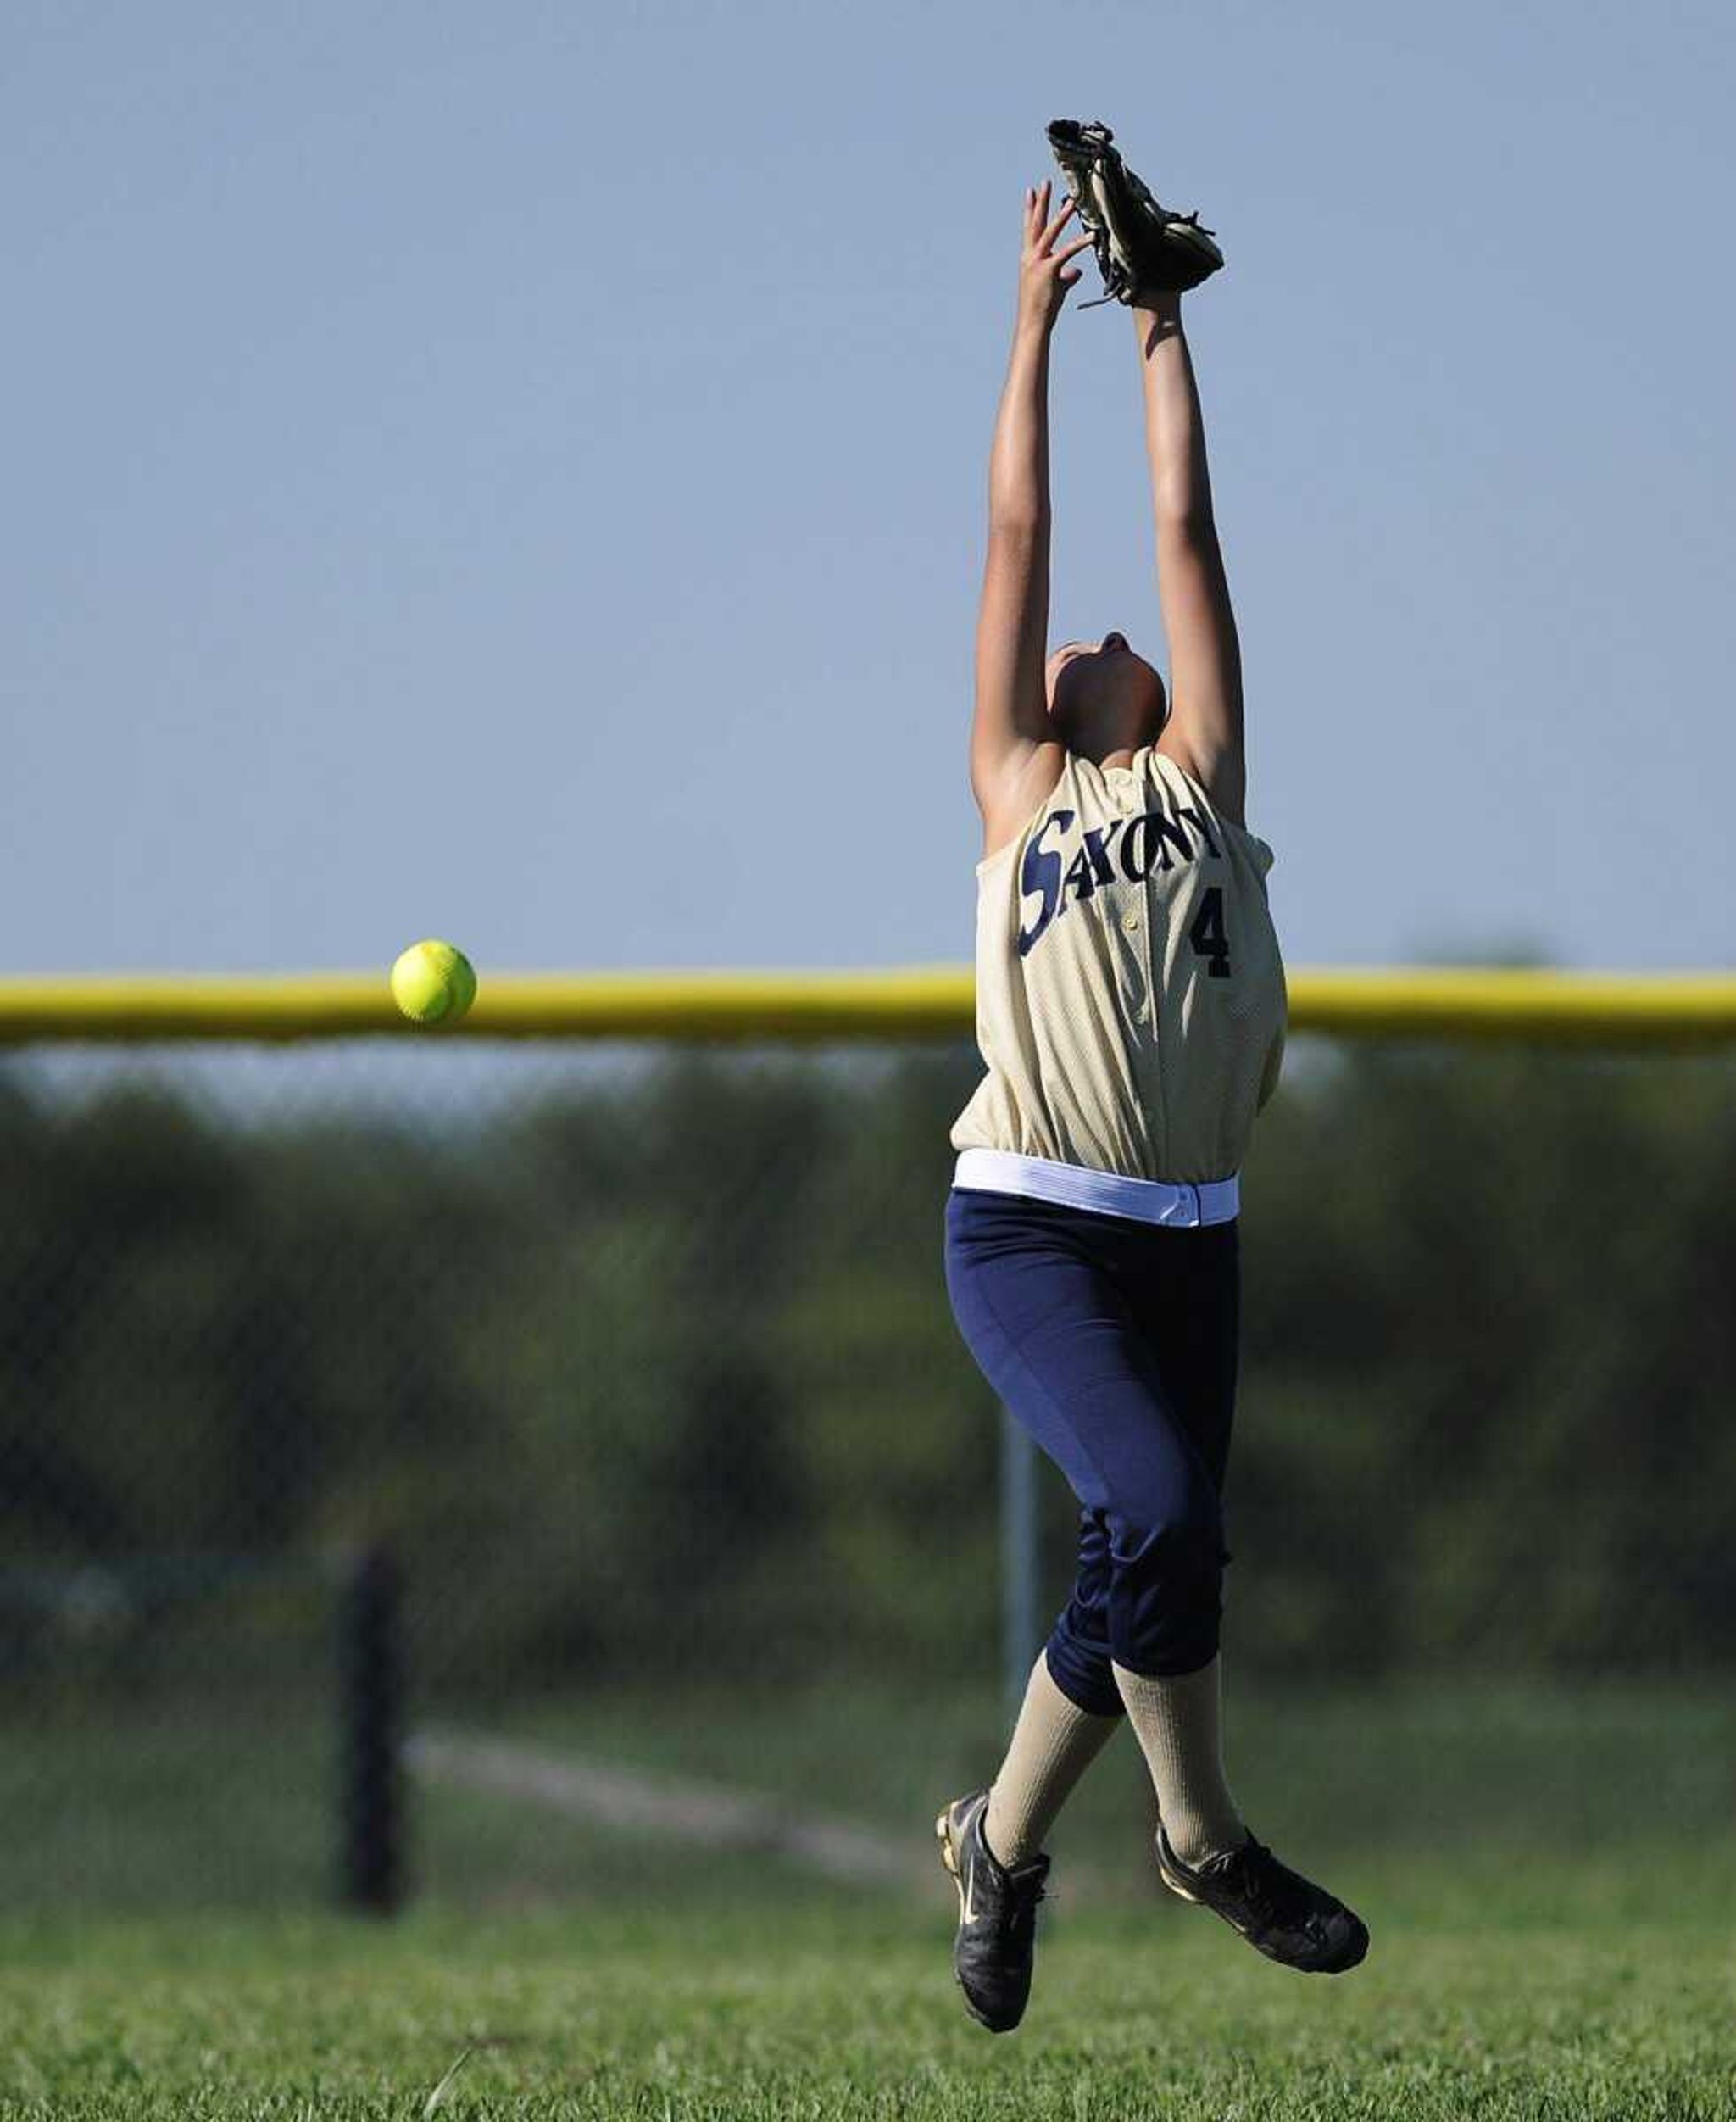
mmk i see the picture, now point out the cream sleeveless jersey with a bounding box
[950,744,1287,1185]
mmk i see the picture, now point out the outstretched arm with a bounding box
[970,183,1093,838]
[1137,293,1247,825]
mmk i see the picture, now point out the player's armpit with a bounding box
[975,737,1068,863]
[1153,517,1247,826]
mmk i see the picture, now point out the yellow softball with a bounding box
[389,939,477,1027]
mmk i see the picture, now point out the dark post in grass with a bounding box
[338,1543,405,1914]
[1000,1405,1040,1721]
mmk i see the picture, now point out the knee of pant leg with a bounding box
[1109,1512,1226,1657]
[1043,1620,1127,1718]
[1110,1500,1226,1590]
[1107,1541,1225,1678]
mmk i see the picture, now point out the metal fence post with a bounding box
[338,1544,405,1914]
[999,1406,1039,1723]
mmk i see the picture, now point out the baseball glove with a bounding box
[1046,120,1223,304]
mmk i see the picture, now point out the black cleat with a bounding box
[935,1790,1050,2032]
[1155,1823,1369,1974]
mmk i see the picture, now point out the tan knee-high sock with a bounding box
[982,1654,1121,1867]
[1112,1655,1245,1867]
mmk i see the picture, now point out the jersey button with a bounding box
[1121,912,1140,933]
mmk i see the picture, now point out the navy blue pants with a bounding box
[943,1186,1239,1715]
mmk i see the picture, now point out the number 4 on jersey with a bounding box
[1188,886,1232,978]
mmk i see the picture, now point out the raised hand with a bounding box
[1015,180,1096,336]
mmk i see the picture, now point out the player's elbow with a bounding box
[987,505,1049,546]
[1153,489,1216,543]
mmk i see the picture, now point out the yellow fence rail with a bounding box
[0,967,1733,1049]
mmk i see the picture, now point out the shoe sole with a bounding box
[935,1806,963,1895]
[1155,1845,1204,1905]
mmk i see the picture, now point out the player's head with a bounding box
[1046,632,1166,752]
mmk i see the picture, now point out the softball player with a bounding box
[935,180,1367,2032]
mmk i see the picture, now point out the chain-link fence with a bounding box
[4,1029,1733,1913]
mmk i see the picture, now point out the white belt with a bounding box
[953,1148,1238,1228]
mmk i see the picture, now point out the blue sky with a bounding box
[5,0,1733,976]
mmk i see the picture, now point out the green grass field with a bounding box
[8,1884,1733,2120]
[7,1683,1734,2119]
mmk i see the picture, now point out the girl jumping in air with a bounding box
[937,175,1368,2032]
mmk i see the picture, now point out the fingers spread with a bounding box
[1040,193,1078,250]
